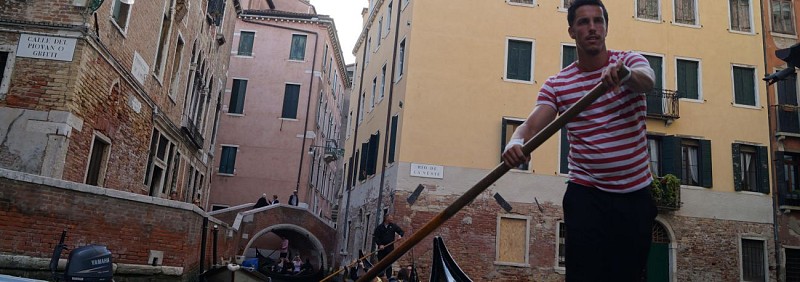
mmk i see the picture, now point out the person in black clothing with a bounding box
[288,190,299,206]
[253,193,269,209]
[373,214,404,278]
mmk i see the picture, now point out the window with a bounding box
[371,77,377,110]
[786,248,800,281]
[501,118,528,171]
[777,72,799,134]
[211,205,230,211]
[386,2,393,33]
[509,0,534,5]
[778,153,800,206]
[562,0,575,9]
[207,0,226,26]
[168,36,185,100]
[560,45,577,174]
[359,92,365,124]
[733,143,769,193]
[380,64,386,101]
[238,31,255,56]
[359,142,368,181]
[655,136,712,187]
[397,39,406,79]
[556,221,566,269]
[85,133,111,186]
[772,0,795,34]
[111,0,132,31]
[322,44,328,68]
[366,37,372,65]
[644,54,665,115]
[389,115,398,164]
[289,34,307,60]
[674,0,698,25]
[562,45,576,69]
[282,84,301,119]
[496,215,530,266]
[677,59,700,100]
[154,0,175,77]
[367,132,380,176]
[219,146,237,174]
[505,39,534,82]
[730,0,752,32]
[144,129,179,197]
[741,238,766,281]
[377,17,383,43]
[0,48,15,98]
[228,79,247,114]
[636,0,660,20]
[733,66,757,106]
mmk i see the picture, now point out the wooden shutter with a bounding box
[562,45,577,68]
[775,152,786,204]
[230,79,247,114]
[700,139,713,188]
[290,34,307,60]
[507,40,531,81]
[661,136,681,177]
[758,146,770,194]
[238,32,254,56]
[368,132,380,175]
[389,115,398,163]
[677,60,699,99]
[359,143,368,181]
[347,156,354,189]
[734,67,756,106]
[732,143,742,191]
[282,84,300,118]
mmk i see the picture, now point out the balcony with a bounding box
[645,88,680,121]
[181,118,205,149]
[776,104,800,135]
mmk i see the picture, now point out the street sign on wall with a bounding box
[16,34,76,62]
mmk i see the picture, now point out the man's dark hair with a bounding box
[567,0,609,27]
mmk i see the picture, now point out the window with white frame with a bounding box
[496,214,530,266]
[501,118,528,171]
[282,83,301,119]
[397,39,406,79]
[154,0,175,77]
[380,64,386,101]
[85,132,111,186]
[508,0,534,5]
[370,77,377,110]
[505,38,534,82]
[386,1,393,34]
[732,65,757,106]
[359,92,365,124]
[229,79,248,114]
[729,0,753,32]
[219,145,238,175]
[733,143,769,193]
[366,37,372,65]
[0,46,15,98]
[562,0,575,9]
[144,129,179,197]
[771,0,796,34]
[637,0,660,20]
[676,58,700,100]
[168,36,185,100]
[289,34,307,61]
[377,17,383,44]
[111,0,133,32]
[674,0,697,25]
[741,238,766,281]
[237,31,255,56]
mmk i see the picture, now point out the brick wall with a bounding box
[0,169,241,281]
[0,0,87,26]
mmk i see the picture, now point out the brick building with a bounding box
[0,0,235,206]
[0,0,240,278]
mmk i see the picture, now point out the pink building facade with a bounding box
[209,0,349,224]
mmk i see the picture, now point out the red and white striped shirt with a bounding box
[537,50,652,193]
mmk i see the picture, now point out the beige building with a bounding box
[337,0,775,281]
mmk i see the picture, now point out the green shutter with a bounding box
[347,156,354,188]
[238,32,254,56]
[229,80,247,114]
[389,115,398,163]
[562,46,577,69]
[775,152,786,203]
[282,84,300,119]
[560,128,570,174]
[734,67,756,106]
[644,55,663,90]
[677,60,699,100]
[360,143,368,181]
[368,132,380,175]
[290,34,307,60]
[758,146,770,194]
[700,139,712,188]
[732,143,742,191]
[507,40,531,81]
[661,136,681,177]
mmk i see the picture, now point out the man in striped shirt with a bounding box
[501,0,657,281]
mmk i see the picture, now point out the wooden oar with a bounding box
[319,238,402,282]
[356,67,631,282]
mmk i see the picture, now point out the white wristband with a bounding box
[504,138,524,152]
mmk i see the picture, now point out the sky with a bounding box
[309,0,366,64]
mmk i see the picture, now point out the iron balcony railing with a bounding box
[645,88,680,120]
[776,104,800,134]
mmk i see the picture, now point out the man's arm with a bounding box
[394,224,405,238]
[602,60,655,93]
[501,105,558,168]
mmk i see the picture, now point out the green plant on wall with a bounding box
[651,174,680,210]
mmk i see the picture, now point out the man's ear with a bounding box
[568,26,575,39]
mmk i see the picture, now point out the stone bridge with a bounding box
[209,203,337,272]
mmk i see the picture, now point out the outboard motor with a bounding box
[50,230,113,282]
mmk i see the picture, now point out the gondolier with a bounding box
[501,1,657,281]
[373,214,404,278]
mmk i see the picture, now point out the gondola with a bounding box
[429,236,472,282]
[254,249,323,281]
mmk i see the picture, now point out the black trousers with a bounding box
[563,182,657,282]
[376,246,393,278]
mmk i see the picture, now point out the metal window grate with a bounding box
[741,239,765,281]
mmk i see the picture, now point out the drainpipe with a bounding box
[240,18,319,204]
[758,0,782,279]
[200,217,208,276]
[374,0,405,239]
[342,41,370,260]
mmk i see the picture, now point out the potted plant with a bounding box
[651,174,680,210]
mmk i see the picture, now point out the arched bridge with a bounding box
[209,204,337,272]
